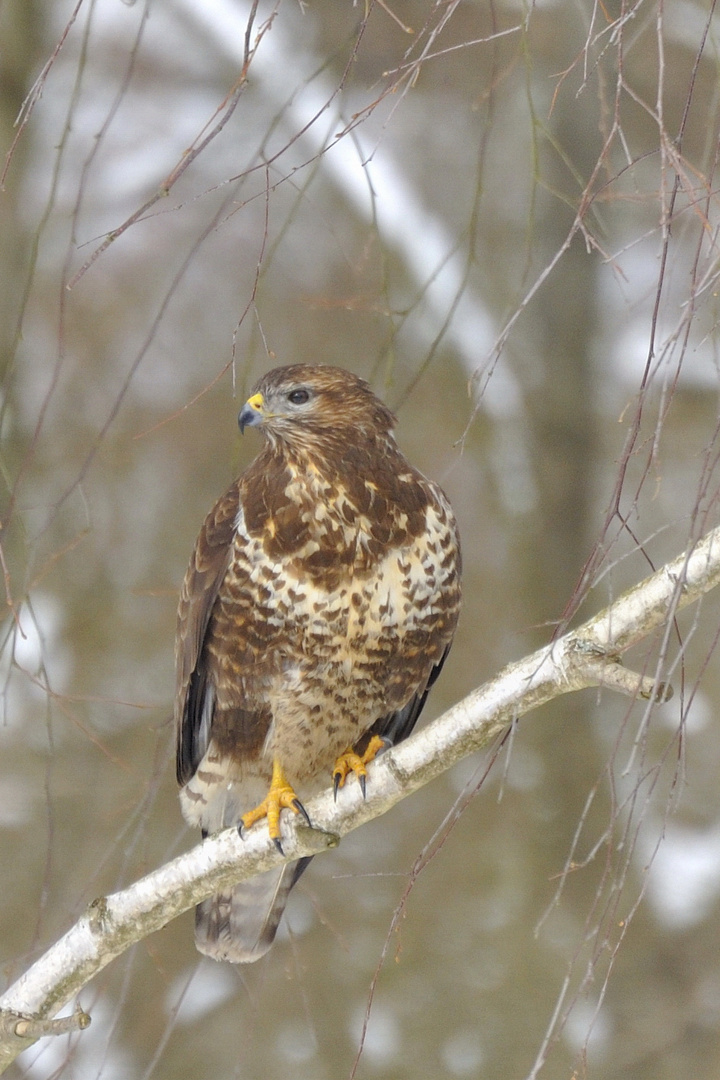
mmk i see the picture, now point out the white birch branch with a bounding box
[2,523,720,1072]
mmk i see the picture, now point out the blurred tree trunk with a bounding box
[516,84,606,917]
[522,87,601,630]
[0,1,42,385]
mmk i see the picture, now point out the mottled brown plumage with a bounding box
[175,364,461,962]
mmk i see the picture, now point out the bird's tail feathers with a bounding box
[194,857,312,963]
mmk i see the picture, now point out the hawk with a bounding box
[175,364,461,962]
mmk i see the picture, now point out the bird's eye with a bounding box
[287,388,310,405]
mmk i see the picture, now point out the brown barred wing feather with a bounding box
[175,482,239,786]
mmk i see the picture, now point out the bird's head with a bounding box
[238,365,396,452]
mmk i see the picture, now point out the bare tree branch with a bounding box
[1,523,720,1073]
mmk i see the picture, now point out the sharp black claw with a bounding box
[292,798,312,828]
[237,823,245,840]
[359,774,367,799]
[273,836,285,856]
[333,773,341,801]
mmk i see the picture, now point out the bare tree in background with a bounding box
[2,2,720,1078]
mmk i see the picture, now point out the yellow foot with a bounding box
[240,758,311,855]
[332,734,389,800]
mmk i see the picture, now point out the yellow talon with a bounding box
[240,758,310,853]
[333,734,387,797]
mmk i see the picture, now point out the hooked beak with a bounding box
[238,392,264,434]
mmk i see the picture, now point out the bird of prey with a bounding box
[175,364,461,962]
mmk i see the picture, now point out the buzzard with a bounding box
[175,364,461,962]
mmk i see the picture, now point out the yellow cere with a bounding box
[246,393,264,410]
